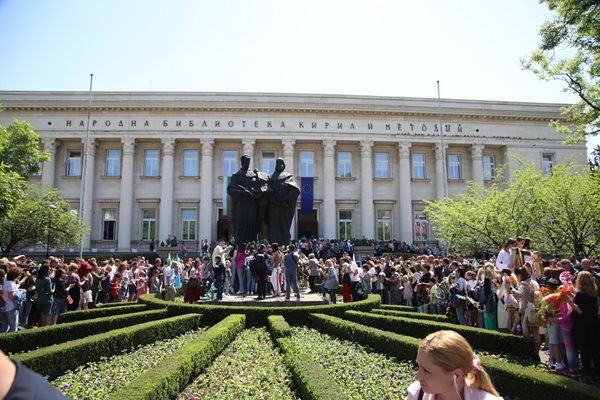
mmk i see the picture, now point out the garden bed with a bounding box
[371,308,450,322]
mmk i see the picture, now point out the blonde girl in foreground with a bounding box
[407,330,503,400]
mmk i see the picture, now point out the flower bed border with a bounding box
[308,313,600,400]
[379,304,417,312]
[267,315,349,400]
[371,308,450,323]
[108,314,245,400]
[14,313,203,380]
[0,308,169,354]
[58,303,148,323]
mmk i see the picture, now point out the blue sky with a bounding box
[0,0,598,152]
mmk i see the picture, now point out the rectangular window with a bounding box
[181,209,197,241]
[102,208,117,241]
[414,213,429,241]
[448,154,461,180]
[338,210,353,240]
[412,153,426,179]
[299,151,314,177]
[262,151,276,173]
[375,152,390,178]
[67,151,81,176]
[542,154,554,176]
[377,209,392,241]
[141,208,157,241]
[483,155,495,181]
[105,149,121,177]
[144,150,160,177]
[337,151,352,178]
[223,150,238,177]
[183,149,199,176]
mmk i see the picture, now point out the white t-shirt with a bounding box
[163,266,174,287]
[496,249,511,271]
[2,280,17,312]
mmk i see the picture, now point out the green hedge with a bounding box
[379,304,417,312]
[59,303,147,323]
[344,310,534,358]
[267,315,348,400]
[14,313,203,380]
[137,293,381,326]
[307,314,600,400]
[371,308,449,323]
[108,314,245,400]
[0,308,169,355]
[96,301,138,307]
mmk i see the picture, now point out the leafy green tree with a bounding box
[0,119,49,177]
[521,0,600,143]
[0,187,82,257]
[425,162,600,258]
[0,166,26,221]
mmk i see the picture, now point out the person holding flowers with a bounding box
[539,278,566,371]
[556,271,580,374]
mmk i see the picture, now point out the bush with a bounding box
[379,304,417,312]
[0,309,169,355]
[96,301,138,308]
[267,315,292,339]
[107,314,245,400]
[371,308,449,323]
[307,314,599,400]
[137,293,381,326]
[14,313,203,380]
[344,310,534,358]
[59,303,147,323]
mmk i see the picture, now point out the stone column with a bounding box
[360,140,374,239]
[242,139,255,168]
[199,138,214,242]
[158,138,175,243]
[117,137,135,251]
[81,139,96,251]
[398,142,413,243]
[282,139,296,240]
[41,137,58,188]
[322,139,336,239]
[434,143,447,199]
[471,144,485,187]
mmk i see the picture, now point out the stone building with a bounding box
[0,91,586,253]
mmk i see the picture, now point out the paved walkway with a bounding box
[195,287,329,306]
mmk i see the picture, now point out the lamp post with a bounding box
[46,204,56,259]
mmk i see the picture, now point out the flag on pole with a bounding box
[222,176,233,215]
[300,177,314,214]
[166,253,172,266]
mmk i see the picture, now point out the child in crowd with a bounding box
[402,275,413,306]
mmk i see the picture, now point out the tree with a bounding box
[425,161,600,258]
[0,187,82,257]
[521,0,600,143]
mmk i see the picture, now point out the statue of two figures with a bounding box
[227,154,300,245]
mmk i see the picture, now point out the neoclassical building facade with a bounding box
[0,91,587,253]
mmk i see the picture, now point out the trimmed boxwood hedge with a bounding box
[267,315,348,400]
[371,308,450,323]
[344,310,534,358]
[379,304,417,312]
[0,308,169,355]
[137,292,381,326]
[307,313,600,400]
[14,313,203,380]
[108,314,245,400]
[96,301,138,307]
[58,303,148,323]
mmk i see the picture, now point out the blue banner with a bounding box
[300,177,314,214]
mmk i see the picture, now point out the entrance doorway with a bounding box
[297,209,318,239]
[216,209,233,242]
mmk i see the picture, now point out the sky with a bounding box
[0,0,598,154]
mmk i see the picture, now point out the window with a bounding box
[447,154,461,180]
[299,151,314,177]
[67,151,81,176]
[412,153,426,179]
[144,150,160,176]
[141,208,157,241]
[223,150,238,177]
[375,152,390,178]
[337,151,352,178]
[414,213,429,241]
[262,151,276,173]
[106,149,121,177]
[483,155,495,181]
[338,210,353,240]
[102,208,117,240]
[183,149,199,176]
[377,209,392,241]
[181,209,197,241]
[542,154,554,176]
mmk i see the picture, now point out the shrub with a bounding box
[59,303,147,323]
[14,313,203,380]
[371,308,449,323]
[0,308,169,354]
[267,315,292,339]
[344,310,534,358]
[96,301,138,307]
[379,304,417,312]
[107,314,245,400]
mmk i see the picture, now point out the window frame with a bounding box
[222,150,238,177]
[414,212,429,241]
[542,154,554,177]
[299,151,315,178]
[412,153,426,180]
[374,152,390,179]
[338,209,353,240]
[376,209,392,241]
[181,208,197,241]
[144,149,160,177]
[105,149,121,177]
[483,155,495,181]
[67,150,82,177]
[102,208,117,241]
[182,149,199,177]
[261,151,276,174]
[141,208,157,241]
[447,154,461,180]
[337,151,353,178]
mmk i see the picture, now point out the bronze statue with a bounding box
[266,158,300,245]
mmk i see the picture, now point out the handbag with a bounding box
[66,294,74,305]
